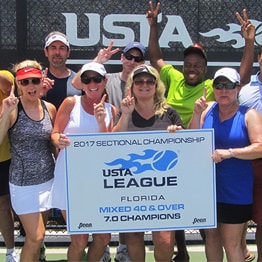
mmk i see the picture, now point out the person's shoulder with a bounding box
[68,69,77,78]
[161,64,181,75]
[43,100,56,116]
[106,72,121,81]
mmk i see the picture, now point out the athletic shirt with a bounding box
[116,107,183,131]
[8,100,55,186]
[238,72,262,115]
[44,70,82,109]
[160,64,215,128]
[63,95,113,134]
[203,102,253,204]
[106,72,126,110]
[0,90,11,162]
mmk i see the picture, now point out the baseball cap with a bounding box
[213,67,240,83]
[184,43,207,62]
[133,65,157,79]
[45,31,70,48]
[0,70,14,85]
[80,62,107,77]
[123,42,146,57]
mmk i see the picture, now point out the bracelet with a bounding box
[228,148,234,157]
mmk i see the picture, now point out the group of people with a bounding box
[0,1,262,262]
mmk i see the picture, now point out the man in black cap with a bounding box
[146,1,255,261]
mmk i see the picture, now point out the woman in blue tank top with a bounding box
[189,67,262,262]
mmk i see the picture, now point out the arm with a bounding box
[212,109,262,163]
[188,88,210,129]
[71,69,82,89]
[147,1,166,72]
[230,109,262,159]
[236,9,255,86]
[51,96,75,149]
[0,85,18,145]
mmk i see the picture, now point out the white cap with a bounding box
[45,32,70,48]
[214,67,240,83]
[80,62,107,77]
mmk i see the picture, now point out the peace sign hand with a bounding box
[236,9,255,41]
[94,41,120,64]
[146,1,161,26]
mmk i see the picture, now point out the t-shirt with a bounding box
[238,72,262,115]
[106,72,126,110]
[160,64,214,128]
[44,70,82,109]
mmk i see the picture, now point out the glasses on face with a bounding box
[81,75,104,84]
[123,52,144,63]
[19,78,41,86]
[213,82,238,90]
[134,79,156,86]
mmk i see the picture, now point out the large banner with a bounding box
[65,129,216,234]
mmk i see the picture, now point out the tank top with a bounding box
[8,100,55,186]
[203,102,253,204]
[64,95,113,134]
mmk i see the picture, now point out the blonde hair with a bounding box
[13,60,42,73]
[126,64,168,116]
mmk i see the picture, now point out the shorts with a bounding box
[252,158,262,225]
[0,159,11,196]
[217,202,252,224]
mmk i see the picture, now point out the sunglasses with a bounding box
[213,83,238,90]
[81,76,104,84]
[19,78,41,86]
[134,79,156,86]
[123,53,144,63]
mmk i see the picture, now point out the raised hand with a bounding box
[120,87,135,115]
[194,87,208,114]
[236,9,255,41]
[94,41,119,64]
[93,93,107,123]
[42,67,54,95]
[146,1,161,26]
[1,84,19,115]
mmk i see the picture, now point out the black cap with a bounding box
[133,65,156,79]
[184,44,207,62]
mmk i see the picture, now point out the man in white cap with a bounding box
[0,70,20,262]
[43,31,82,109]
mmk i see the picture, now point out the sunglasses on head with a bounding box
[19,78,41,86]
[213,82,238,90]
[81,75,104,84]
[123,52,144,63]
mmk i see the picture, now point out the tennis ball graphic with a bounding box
[152,150,178,171]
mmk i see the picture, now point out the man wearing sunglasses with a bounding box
[99,41,146,111]
[43,31,82,109]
